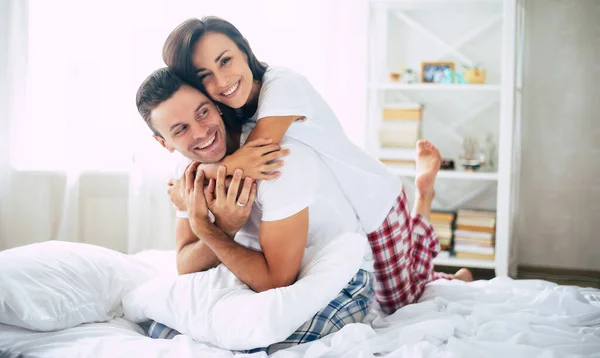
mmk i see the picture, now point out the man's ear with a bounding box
[153,135,175,153]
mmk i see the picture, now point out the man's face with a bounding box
[151,85,227,163]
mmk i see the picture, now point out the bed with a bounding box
[1,244,599,358]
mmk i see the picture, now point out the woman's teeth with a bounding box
[222,81,239,96]
[196,134,216,149]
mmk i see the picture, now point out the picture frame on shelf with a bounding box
[421,61,454,84]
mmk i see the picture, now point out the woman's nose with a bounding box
[214,72,228,88]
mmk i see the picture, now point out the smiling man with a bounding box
[135,67,376,353]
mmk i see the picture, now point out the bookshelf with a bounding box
[366,0,523,277]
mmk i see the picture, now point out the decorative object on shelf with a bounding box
[421,62,454,84]
[379,103,422,149]
[454,72,467,84]
[440,158,455,170]
[389,72,401,82]
[463,63,487,84]
[440,68,453,84]
[484,133,497,171]
[459,136,485,171]
[401,68,418,84]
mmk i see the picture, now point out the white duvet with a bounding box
[1,241,599,357]
[1,277,599,357]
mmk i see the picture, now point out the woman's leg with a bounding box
[367,141,469,314]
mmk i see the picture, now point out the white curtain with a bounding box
[0,0,27,248]
[1,0,369,253]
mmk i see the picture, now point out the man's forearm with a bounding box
[192,221,290,292]
[177,239,221,275]
[175,218,220,275]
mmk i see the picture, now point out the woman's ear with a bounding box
[216,104,223,115]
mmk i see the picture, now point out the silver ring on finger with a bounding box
[236,201,246,207]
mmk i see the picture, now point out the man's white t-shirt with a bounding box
[175,134,373,271]
[251,66,403,233]
[234,137,370,266]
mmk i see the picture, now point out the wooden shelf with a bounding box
[387,166,499,181]
[433,255,496,269]
[369,83,501,91]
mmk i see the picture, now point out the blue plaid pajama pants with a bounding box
[141,269,374,354]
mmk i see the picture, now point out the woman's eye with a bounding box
[221,57,231,66]
[199,73,211,81]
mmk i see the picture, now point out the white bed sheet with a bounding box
[1,251,599,358]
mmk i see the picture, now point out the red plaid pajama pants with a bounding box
[367,187,453,314]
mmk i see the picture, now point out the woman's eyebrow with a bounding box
[196,50,229,74]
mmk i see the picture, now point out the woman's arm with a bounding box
[211,116,301,179]
[199,133,293,181]
[245,116,301,144]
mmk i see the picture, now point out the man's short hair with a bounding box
[136,67,186,137]
[136,67,242,137]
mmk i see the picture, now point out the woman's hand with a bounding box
[204,165,257,238]
[226,138,289,180]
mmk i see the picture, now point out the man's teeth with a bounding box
[197,134,216,149]
[222,81,239,96]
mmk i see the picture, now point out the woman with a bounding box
[163,17,472,315]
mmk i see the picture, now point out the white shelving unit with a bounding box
[368,83,502,91]
[366,0,523,275]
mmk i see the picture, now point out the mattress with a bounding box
[1,253,599,357]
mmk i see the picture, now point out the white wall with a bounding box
[514,0,600,270]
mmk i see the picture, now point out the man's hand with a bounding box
[182,161,211,231]
[205,165,257,238]
[225,138,289,180]
[167,178,186,211]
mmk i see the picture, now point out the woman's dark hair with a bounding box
[162,17,266,130]
[163,16,267,88]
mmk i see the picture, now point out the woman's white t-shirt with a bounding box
[249,66,402,232]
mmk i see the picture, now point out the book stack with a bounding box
[453,210,496,261]
[430,212,455,256]
[378,103,422,168]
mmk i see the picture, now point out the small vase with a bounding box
[464,69,486,84]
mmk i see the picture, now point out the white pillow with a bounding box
[122,232,367,350]
[0,241,159,331]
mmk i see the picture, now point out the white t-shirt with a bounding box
[174,135,373,271]
[251,66,402,232]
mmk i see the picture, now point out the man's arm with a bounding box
[175,217,221,275]
[191,208,309,292]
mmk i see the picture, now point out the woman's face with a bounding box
[192,32,253,109]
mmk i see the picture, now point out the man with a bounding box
[135,68,457,353]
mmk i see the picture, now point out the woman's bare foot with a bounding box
[415,140,441,200]
[453,268,473,282]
